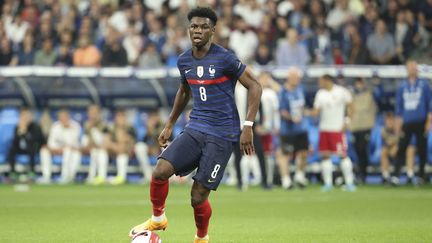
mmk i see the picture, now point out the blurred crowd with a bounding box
[1,0,432,68]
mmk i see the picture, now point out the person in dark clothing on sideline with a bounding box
[392,60,432,185]
[6,107,46,181]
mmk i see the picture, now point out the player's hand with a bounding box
[291,116,301,124]
[240,126,254,155]
[158,126,172,148]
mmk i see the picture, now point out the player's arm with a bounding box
[343,101,354,130]
[308,91,321,117]
[158,83,191,147]
[238,67,262,155]
[279,96,291,121]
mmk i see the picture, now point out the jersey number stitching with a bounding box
[199,87,207,101]
[211,164,221,179]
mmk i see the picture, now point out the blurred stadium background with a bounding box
[1,0,432,242]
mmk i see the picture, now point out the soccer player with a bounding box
[392,60,432,185]
[277,67,309,189]
[311,74,356,192]
[129,7,262,243]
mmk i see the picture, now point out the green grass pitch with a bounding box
[0,184,431,243]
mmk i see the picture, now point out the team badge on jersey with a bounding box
[197,66,204,78]
[209,65,215,77]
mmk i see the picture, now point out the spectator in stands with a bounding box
[123,25,143,66]
[34,16,56,49]
[254,44,273,66]
[288,0,306,30]
[358,4,378,41]
[138,42,163,68]
[11,33,35,65]
[393,10,416,63]
[147,18,166,54]
[326,0,356,32]
[298,15,314,48]
[381,112,417,185]
[367,19,397,65]
[106,110,136,185]
[276,28,310,67]
[73,35,101,67]
[349,78,376,183]
[20,1,40,29]
[346,32,369,64]
[309,25,332,64]
[235,0,264,29]
[418,0,432,32]
[134,110,163,184]
[0,37,13,66]
[101,31,128,67]
[1,2,14,26]
[6,107,45,182]
[382,0,399,27]
[4,16,29,47]
[81,105,109,185]
[40,109,82,184]
[55,45,73,66]
[228,16,258,64]
[33,38,57,66]
[162,26,190,67]
[406,9,430,53]
[392,60,432,185]
[307,0,326,28]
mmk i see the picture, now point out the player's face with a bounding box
[406,60,417,78]
[88,105,100,121]
[189,17,214,48]
[318,77,325,88]
[58,111,70,126]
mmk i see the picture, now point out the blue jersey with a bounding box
[279,85,308,135]
[177,44,246,142]
[395,79,432,123]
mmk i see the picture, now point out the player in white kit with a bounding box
[310,75,356,192]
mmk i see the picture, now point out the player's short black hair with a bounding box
[187,7,218,26]
[321,74,334,82]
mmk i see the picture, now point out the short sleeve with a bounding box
[279,90,289,112]
[223,51,246,80]
[176,59,187,84]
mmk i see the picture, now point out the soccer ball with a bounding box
[131,230,161,243]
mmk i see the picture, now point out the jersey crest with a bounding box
[197,66,204,78]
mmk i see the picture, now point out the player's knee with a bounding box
[152,159,174,181]
[190,186,209,207]
[191,191,207,207]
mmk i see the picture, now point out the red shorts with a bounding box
[260,134,273,153]
[318,131,348,155]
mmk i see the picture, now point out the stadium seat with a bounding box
[0,108,19,164]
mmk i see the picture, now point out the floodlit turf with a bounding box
[0,184,431,243]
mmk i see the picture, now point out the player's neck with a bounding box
[192,42,212,59]
[408,76,417,84]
